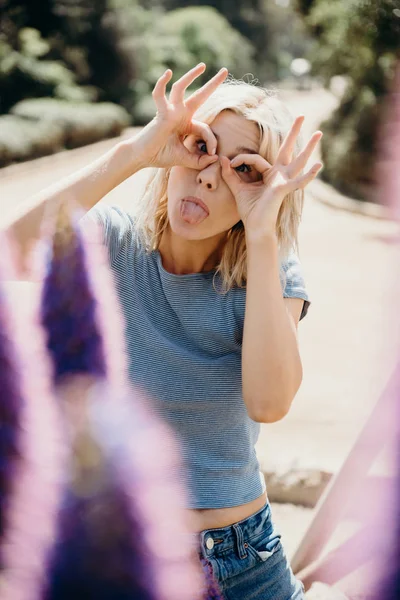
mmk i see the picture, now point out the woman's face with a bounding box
[166,110,261,241]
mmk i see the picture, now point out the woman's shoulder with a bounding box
[84,203,135,230]
[81,203,140,267]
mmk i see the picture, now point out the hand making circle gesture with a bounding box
[134,63,228,171]
[220,115,323,240]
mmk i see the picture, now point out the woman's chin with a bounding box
[169,216,209,241]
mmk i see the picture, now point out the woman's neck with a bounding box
[158,226,226,275]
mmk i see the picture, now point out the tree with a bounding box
[159,0,275,81]
[295,0,400,200]
[0,0,136,113]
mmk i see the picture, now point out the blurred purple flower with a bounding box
[200,559,224,600]
[40,205,107,383]
[0,253,65,600]
[45,442,159,600]
[44,388,205,600]
[0,287,24,541]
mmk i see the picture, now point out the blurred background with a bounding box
[0,0,398,202]
[1,1,400,597]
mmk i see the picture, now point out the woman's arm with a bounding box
[241,234,303,423]
[219,115,322,423]
[2,139,145,274]
[3,64,228,276]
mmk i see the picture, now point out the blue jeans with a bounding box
[196,501,305,599]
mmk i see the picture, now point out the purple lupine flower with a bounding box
[45,439,159,600]
[44,385,204,600]
[0,286,24,540]
[0,254,65,600]
[200,560,224,600]
[40,203,107,383]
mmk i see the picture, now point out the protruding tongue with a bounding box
[181,200,208,225]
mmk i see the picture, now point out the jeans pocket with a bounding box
[246,532,283,563]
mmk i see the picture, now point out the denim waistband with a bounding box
[188,501,272,560]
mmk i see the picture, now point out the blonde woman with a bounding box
[7,63,322,598]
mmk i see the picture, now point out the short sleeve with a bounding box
[280,251,311,321]
[80,204,136,267]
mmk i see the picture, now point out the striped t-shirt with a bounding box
[84,204,311,509]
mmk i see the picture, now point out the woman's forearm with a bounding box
[242,234,303,423]
[2,138,145,269]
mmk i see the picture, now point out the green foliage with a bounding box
[0,114,65,166]
[301,0,399,87]
[11,98,130,148]
[295,0,400,200]
[261,0,312,81]
[320,87,380,199]
[161,0,271,79]
[158,7,255,83]
[0,28,92,112]
[0,0,137,112]
[133,94,157,126]
[109,2,257,122]
[0,99,130,166]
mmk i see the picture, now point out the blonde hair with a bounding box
[134,75,304,292]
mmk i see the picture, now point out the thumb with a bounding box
[220,156,242,196]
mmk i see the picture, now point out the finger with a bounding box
[169,63,207,104]
[185,67,229,113]
[152,69,173,111]
[220,156,243,195]
[189,120,218,155]
[289,162,323,192]
[289,131,323,178]
[181,149,219,171]
[277,115,305,166]
[230,153,272,176]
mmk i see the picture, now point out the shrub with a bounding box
[0,115,65,166]
[11,98,130,148]
[295,0,399,202]
[320,84,380,200]
[0,29,92,113]
[157,6,255,85]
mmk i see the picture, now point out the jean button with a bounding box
[206,537,214,550]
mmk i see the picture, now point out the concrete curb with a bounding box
[309,178,394,221]
[262,468,332,508]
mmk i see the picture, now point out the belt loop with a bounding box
[233,523,247,559]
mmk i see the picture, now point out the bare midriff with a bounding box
[186,491,268,533]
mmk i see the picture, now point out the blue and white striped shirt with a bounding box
[84,204,310,509]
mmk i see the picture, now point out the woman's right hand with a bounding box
[132,63,228,171]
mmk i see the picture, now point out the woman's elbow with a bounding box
[246,398,292,423]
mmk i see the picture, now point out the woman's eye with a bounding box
[196,140,207,153]
[235,163,252,173]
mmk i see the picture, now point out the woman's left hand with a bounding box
[220,115,323,241]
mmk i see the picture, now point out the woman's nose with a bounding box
[196,160,220,190]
